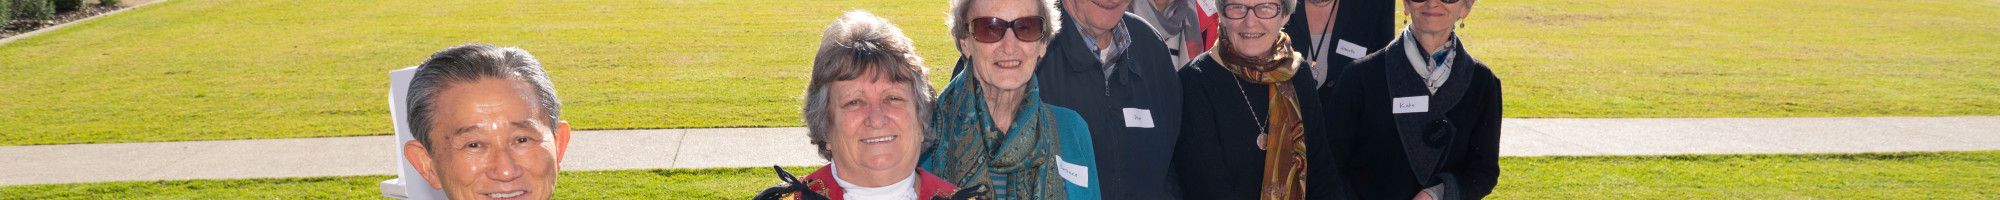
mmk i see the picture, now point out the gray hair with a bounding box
[804,10,936,160]
[406,44,562,150]
[948,0,1062,44]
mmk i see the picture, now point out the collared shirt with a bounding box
[831,164,920,200]
[1399,29,1458,94]
[1079,21,1134,79]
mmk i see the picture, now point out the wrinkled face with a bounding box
[1066,0,1130,34]
[960,0,1048,91]
[825,71,925,180]
[1405,0,1469,35]
[408,79,567,200]
[1223,0,1290,56]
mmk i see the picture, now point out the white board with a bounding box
[381,66,446,200]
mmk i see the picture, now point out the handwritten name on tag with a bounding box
[1056,155,1089,187]
[1122,108,1156,128]
[1336,39,1367,59]
[1393,96,1429,114]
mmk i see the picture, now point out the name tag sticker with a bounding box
[1336,39,1367,59]
[1122,108,1156,128]
[1056,155,1089,187]
[1393,96,1429,114]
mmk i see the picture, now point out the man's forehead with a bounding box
[446,119,546,137]
[428,79,550,134]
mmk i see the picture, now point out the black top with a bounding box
[1288,0,1400,84]
[1283,0,1398,69]
[1174,52,1347,200]
[1282,0,1399,131]
[1328,37,1501,200]
[952,11,1188,200]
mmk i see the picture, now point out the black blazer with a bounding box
[1174,52,1347,200]
[1328,38,1501,200]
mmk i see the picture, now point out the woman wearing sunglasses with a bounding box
[918,0,1100,199]
[1174,0,1348,199]
[1326,0,1500,199]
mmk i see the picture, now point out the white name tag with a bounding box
[1336,39,1367,59]
[1393,96,1429,114]
[1122,108,1156,128]
[1056,155,1089,187]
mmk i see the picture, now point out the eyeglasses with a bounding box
[963,16,1047,43]
[1409,0,1460,4]
[1221,3,1284,19]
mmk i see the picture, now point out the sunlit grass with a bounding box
[1,0,1995,145]
[8,152,1998,199]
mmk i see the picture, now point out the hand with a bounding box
[1412,191,1434,200]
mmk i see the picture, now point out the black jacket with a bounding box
[1328,37,1501,200]
[1037,11,1186,200]
[1174,52,1347,200]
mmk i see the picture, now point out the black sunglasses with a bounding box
[1220,3,1284,19]
[963,16,1047,43]
[1410,0,1461,4]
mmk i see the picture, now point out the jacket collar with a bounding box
[1381,29,1477,185]
[1052,10,1147,81]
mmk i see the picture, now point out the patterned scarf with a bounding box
[927,73,1066,200]
[1210,29,1310,200]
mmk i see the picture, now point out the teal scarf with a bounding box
[925,70,1066,200]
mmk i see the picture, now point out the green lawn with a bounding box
[7,152,1996,199]
[1472,0,2000,117]
[3,0,1997,145]
[0,166,816,199]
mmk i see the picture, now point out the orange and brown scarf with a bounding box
[1210,30,1309,200]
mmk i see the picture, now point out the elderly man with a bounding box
[400,44,573,200]
[1038,0,1185,199]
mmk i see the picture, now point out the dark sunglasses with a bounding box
[1409,0,1461,4]
[964,16,1047,43]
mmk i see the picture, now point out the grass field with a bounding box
[6,151,1996,199]
[1,0,1996,146]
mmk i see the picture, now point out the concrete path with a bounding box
[1500,117,2000,156]
[4,117,1998,186]
[0,0,169,45]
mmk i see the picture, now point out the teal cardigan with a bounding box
[920,71,1101,200]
